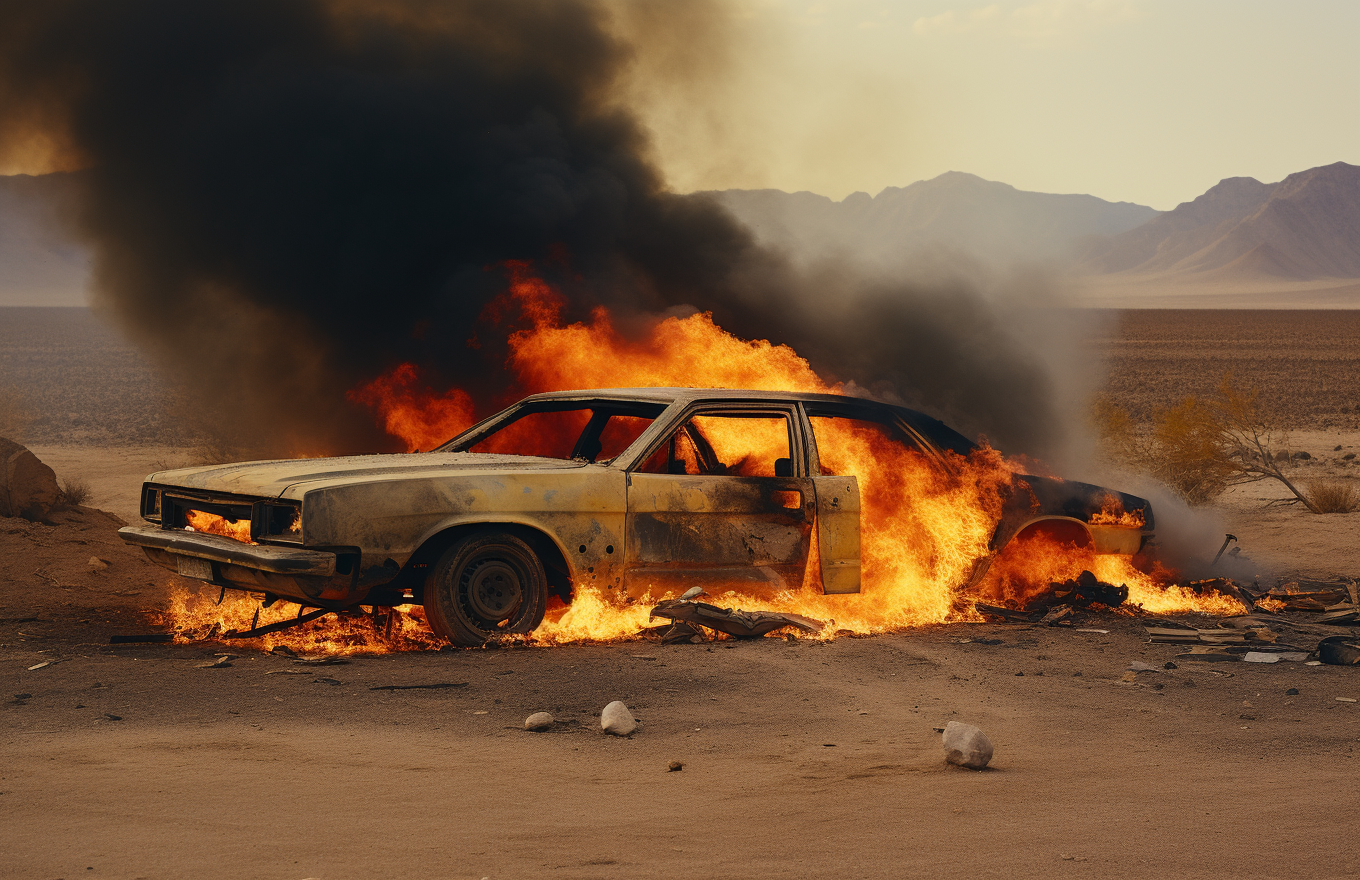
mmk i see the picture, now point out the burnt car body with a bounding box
[119,388,1154,645]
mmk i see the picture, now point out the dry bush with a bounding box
[1094,372,1329,512]
[1303,480,1360,514]
[58,476,92,507]
[1149,397,1237,504]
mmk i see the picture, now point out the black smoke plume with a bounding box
[0,0,1075,457]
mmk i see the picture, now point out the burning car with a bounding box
[119,388,1154,646]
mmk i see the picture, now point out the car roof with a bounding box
[514,387,978,454]
[519,387,875,405]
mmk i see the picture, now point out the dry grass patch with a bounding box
[58,476,92,508]
[1303,480,1360,514]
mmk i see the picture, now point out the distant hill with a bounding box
[0,172,90,306]
[709,171,1160,268]
[1079,161,1360,281]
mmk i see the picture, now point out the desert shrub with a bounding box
[1095,372,1330,512]
[58,476,92,507]
[1303,480,1360,514]
[1149,397,1236,504]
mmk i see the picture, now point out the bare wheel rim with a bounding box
[460,556,525,625]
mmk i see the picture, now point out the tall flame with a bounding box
[171,261,1240,651]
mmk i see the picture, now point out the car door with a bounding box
[623,406,815,597]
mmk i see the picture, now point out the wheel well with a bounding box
[1010,518,1093,549]
[390,523,572,605]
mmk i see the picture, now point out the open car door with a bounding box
[812,474,861,593]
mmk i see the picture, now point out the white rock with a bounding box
[942,721,993,770]
[600,700,637,736]
[524,711,554,731]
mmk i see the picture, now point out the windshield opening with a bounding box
[449,401,666,462]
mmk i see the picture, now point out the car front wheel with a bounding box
[424,531,548,646]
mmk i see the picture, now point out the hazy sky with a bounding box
[633,0,1360,209]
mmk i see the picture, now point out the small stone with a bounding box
[600,700,637,736]
[524,711,554,731]
[942,721,993,770]
[1014,671,1024,677]
[1163,661,1178,670]
[88,556,109,571]
[1184,679,1196,688]
[1286,688,1299,695]
[1127,661,1158,672]
[667,761,683,772]
[104,713,122,721]
[1121,671,1138,683]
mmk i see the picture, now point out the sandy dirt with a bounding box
[4,498,1360,878]
[5,309,1360,879]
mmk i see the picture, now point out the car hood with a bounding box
[147,452,591,499]
[1014,474,1154,531]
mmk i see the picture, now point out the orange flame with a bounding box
[348,362,476,453]
[1089,496,1146,528]
[155,584,441,654]
[320,262,1249,647]
[185,510,254,544]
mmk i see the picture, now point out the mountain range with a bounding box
[709,171,1158,268]
[1077,162,1360,282]
[2,163,1359,307]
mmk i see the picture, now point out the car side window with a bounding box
[637,413,793,477]
[809,415,925,476]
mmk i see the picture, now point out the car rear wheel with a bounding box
[424,531,548,646]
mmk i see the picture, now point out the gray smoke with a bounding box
[0,0,1086,458]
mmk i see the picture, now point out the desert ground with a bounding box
[3,308,1360,879]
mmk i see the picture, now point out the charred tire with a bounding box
[424,532,548,646]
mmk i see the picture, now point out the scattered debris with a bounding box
[650,599,823,639]
[26,660,54,671]
[1127,661,1159,672]
[1243,652,1280,664]
[1076,628,1110,634]
[1336,697,1357,704]
[293,656,348,666]
[942,721,993,770]
[87,556,109,571]
[667,761,684,772]
[104,713,122,721]
[369,682,468,691]
[978,571,1130,624]
[524,712,554,731]
[1318,636,1360,666]
[315,677,342,685]
[194,654,234,669]
[659,621,706,644]
[600,700,637,736]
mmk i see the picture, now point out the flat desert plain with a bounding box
[3,308,1359,880]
